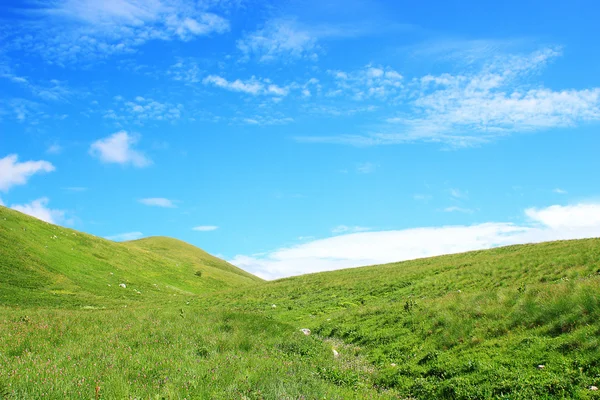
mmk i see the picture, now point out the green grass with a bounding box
[0,206,262,308]
[2,205,600,398]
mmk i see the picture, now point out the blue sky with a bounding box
[1,0,600,279]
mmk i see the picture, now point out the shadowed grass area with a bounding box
[2,205,600,398]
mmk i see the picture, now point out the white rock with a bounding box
[300,328,311,336]
[391,363,397,367]
[332,349,339,358]
[271,304,277,308]
[119,283,126,288]
[590,386,598,391]
[537,365,545,370]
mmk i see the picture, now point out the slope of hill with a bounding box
[0,206,262,308]
[212,238,600,398]
[3,205,600,398]
[126,236,261,284]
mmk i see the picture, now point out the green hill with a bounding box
[126,236,260,283]
[0,206,262,308]
[2,204,600,398]
[213,238,600,398]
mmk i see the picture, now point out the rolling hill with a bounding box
[2,204,600,398]
[0,206,262,308]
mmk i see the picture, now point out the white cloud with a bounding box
[89,131,151,167]
[192,225,218,231]
[237,18,380,63]
[553,188,567,194]
[331,225,371,234]
[449,188,468,199]
[139,197,176,208]
[106,231,144,241]
[298,48,600,147]
[241,115,294,126]
[11,197,66,224]
[237,19,318,62]
[46,144,63,154]
[230,202,600,280]
[202,75,289,97]
[525,203,600,230]
[0,67,72,101]
[168,59,202,83]
[0,154,55,192]
[105,96,183,124]
[328,64,403,100]
[203,75,263,95]
[12,0,230,63]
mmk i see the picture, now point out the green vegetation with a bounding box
[2,205,600,398]
[0,206,261,308]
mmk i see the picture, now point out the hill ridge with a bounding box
[0,206,262,308]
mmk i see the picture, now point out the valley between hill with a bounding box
[2,205,600,399]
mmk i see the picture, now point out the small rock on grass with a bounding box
[590,386,598,391]
[332,349,339,358]
[300,328,311,336]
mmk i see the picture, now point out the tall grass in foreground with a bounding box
[0,305,398,399]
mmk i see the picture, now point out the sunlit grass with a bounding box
[3,206,600,398]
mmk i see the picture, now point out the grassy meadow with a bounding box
[2,205,600,398]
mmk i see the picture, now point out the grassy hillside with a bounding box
[2,205,600,398]
[0,206,262,308]
[126,236,261,283]
[212,239,600,398]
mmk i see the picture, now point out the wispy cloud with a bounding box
[553,188,567,194]
[89,131,151,167]
[203,75,289,97]
[8,0,230,63]
[0,66,72,101]
[168,59,203,83]
[331,225,371,234]
[328,64,403,100]
[0,154,55,192]
[237,19,319,62]
[237,17,389,63]
[241,115,294,126]
[139,197,176,208]
[297,48,600,147]
[106,231,144,241]
[104,96,183,124]
[192,225,218,231]
[449,188,468,199]
[46,144,63,154]
[11,197,66,224]
[230,202,600,280]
